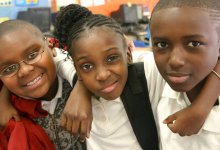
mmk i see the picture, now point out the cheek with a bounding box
[1,78,20,94]
[82,76,96,93]
[154,55,166,73]
[46,60,57,81]
[40,53,57,82]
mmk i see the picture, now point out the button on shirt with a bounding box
[87,97,142,150]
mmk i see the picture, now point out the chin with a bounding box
[102,93,120,100]
[169,84,192,92]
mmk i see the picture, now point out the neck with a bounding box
[41,76,59,101]
[186,79,206,103]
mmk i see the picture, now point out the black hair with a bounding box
[54,4,126,53]
[0,19,43,39]
[54,4,92,47]
[151,0,220,36]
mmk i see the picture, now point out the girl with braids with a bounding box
[55,5,159,150]
[54,3,220,150]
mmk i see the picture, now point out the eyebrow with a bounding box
[76,47,119,62]
[0,42,43,66]
[182,34,204,39]
[152,34,204,41]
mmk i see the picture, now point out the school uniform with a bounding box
[157,85,220,150]
[86,62,159,150]
[34,48,86,150]
[134,50,220,150]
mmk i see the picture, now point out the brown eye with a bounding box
[81,63,93,71]
[157,41,168,48]
[107,55,120,63]
[188,41,201,47]
[26,51,39,61]
[1,64,18,76]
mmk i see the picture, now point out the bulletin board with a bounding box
[0,0,12,7]
[0,0,49,20]
[15,0,38,6]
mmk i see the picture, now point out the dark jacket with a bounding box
[72,62,159,150]
[121,62,159,150]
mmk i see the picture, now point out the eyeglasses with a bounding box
[0,37,46,78]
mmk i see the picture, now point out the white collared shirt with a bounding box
[87,97,142,150]
[41,76,63,114]
[133,50,220,150]
[41,48,75,114]
[157,84,220,150]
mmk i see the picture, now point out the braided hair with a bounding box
[54,4,126,54]
[151,0,220,37]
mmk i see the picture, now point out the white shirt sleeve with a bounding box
[53,48,76,87]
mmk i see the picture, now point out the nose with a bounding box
[17,62,34,78]
[96,66,111,81]
[168,47,185,69]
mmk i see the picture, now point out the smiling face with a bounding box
[150,7,220,93]
[0,28,57,99]
[71,27,128,100]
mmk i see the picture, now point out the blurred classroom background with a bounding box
[0,0,158,49]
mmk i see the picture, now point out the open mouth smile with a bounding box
[25,74,43,87]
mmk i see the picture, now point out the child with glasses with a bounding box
[0,20,86,150]
[54,4,220,150]
[0,37,46,77]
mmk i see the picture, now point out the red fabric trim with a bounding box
[11,95,48,118]
[0,118,55,150]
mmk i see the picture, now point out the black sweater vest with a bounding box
[72,62,159,150]
[121,62,159,150]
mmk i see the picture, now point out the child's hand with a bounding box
[163,105,205,136]
[0,85,20,130]
[61,81,92,141]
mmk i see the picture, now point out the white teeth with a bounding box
[26,75,42,86]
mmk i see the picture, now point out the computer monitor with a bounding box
[28,7,51,33]
[111,4,143,25]
[17,11,30,21]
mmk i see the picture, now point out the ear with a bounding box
[51,48,57,57]
[124,35,135,64]
[127,48,133,64]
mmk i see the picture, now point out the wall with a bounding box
[87,0,158,16]
[0,0,49,21]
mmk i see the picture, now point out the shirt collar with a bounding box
[41,75,63,114]
[162,83,220,133]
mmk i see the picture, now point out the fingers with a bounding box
[71,120,80,137]
[79,120,87,142]
[78,114,92,141]
[163,114,176,124]
[87,116,92,138]
[167,122,178,133]
[60,113,67,128]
